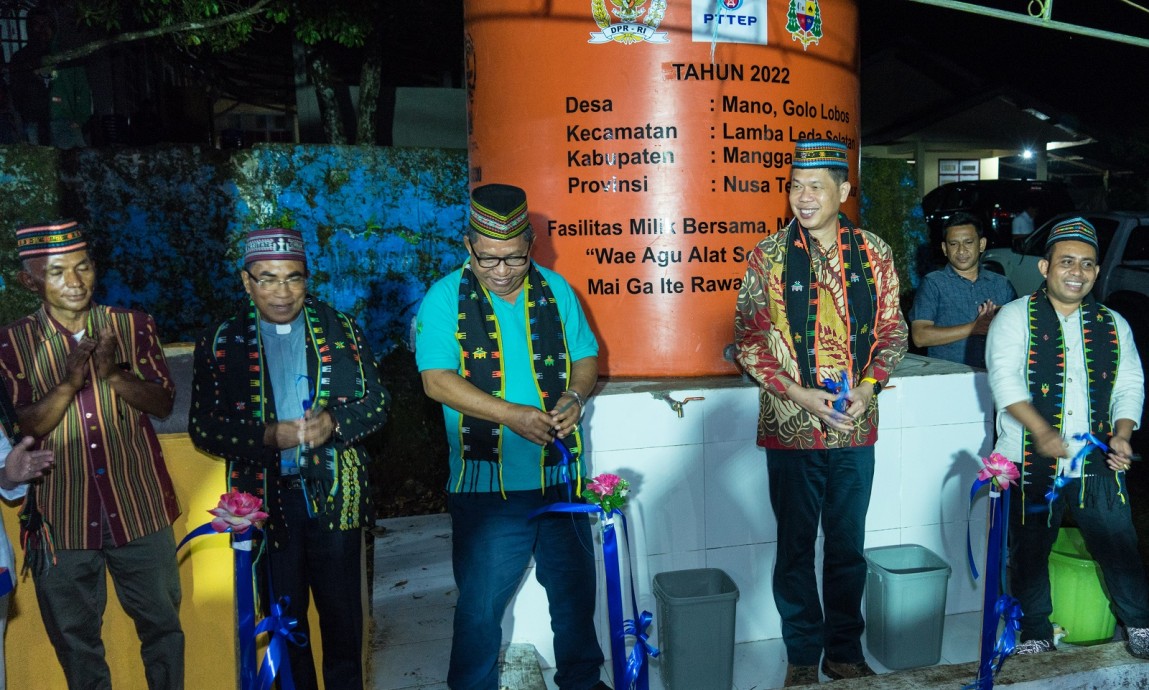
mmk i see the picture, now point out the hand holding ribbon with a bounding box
[821,372,850,414]
[1038,432,1107,509]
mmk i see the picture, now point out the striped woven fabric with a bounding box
[469,184,530,240]
[793,139,849,170]
[15,220,87,259]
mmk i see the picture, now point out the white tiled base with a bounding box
[544,612,980,690]
[373,514,985,690]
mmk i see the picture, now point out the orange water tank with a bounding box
[465,0,860,376]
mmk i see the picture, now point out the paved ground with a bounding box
[368,514,986,689]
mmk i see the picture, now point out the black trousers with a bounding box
[267,486,365,690]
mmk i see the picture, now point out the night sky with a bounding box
[859,1,1149,137]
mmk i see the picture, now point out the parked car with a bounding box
[921,180,1077,266]
[981,211,1149,327]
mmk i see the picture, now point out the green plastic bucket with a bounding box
[1049,527,1116,645]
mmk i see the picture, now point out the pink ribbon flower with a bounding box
[587,473,622,497]
[583,473,630,514]
[208,488,269,534]
[978,453,1020,491]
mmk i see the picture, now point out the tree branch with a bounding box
[38,0,275,68]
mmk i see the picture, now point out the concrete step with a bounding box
[799,642,1147,689]
[499,643,547,690]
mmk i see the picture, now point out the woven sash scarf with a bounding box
[782,214,878,388]
[229,297,367,521]
[1021,290,1119,519]
[455,262,581,495]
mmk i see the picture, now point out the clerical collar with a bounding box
[260,311,304,336]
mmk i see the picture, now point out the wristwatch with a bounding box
[861,376,883,395]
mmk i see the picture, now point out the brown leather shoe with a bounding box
[821,658,876,680]
[784,663,820,686]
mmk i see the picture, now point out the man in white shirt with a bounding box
[986,217,1149,658]
[1010,202,1038,250]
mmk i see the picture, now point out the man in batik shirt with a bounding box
[735,140,908,686]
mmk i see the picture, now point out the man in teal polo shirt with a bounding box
[415,184,609,690]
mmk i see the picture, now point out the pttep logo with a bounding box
[691,0,767,45]
[589,0,670,44]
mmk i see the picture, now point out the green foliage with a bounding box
[859,158,928,291]
[73,0,378,52]
[0,147,65,325]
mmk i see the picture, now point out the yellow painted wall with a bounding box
[2,434,330,689]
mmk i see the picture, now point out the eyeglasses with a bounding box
[469,245,531,269]
[245,270,307,291]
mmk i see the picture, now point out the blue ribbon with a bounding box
[822,373,850,413]
[529,440,659,690]
[990,595,1022,673]
[0,567,12,599]
[255,596,307,690]
[178,523,305,690]
[1035,432,1109,511]
[964,476,1015,689]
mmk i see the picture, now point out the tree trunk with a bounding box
[307,50,346,144]
[356,29,382,145]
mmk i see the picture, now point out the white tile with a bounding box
[877,378,903,431]
[372,514,454,558]
[940,610,983,665]
[732,637,788,689]
[704,441,773,548]
[701,387,760,444]
[585,390,704,452]
[592,446,707,556]
[898,372,992,427]
[864,528,902,550]
[706,543,784,644]
[506,567,557,666]
[898,519,986,616]
[899,423,993,527]
[868,431,903,531]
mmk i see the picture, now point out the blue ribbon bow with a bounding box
[529,439,659,690]
[255,596,308,690]
[178,523,306,690]
[964,473,1017,689]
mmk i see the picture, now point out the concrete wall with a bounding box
[0,144,469,356]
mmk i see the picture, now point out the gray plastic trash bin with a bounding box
[864,544,951,670]
[652,568,739,690]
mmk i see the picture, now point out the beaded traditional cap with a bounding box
[243,227,307,266]
[793,139,849,171]
[15,220,87,260]
[1045,216,1098,250]
[468,184,530,240]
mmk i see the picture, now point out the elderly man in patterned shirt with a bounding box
[0,220,184,689]
[735,140,908,686]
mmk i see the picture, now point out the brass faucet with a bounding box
[650,392,706,418]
